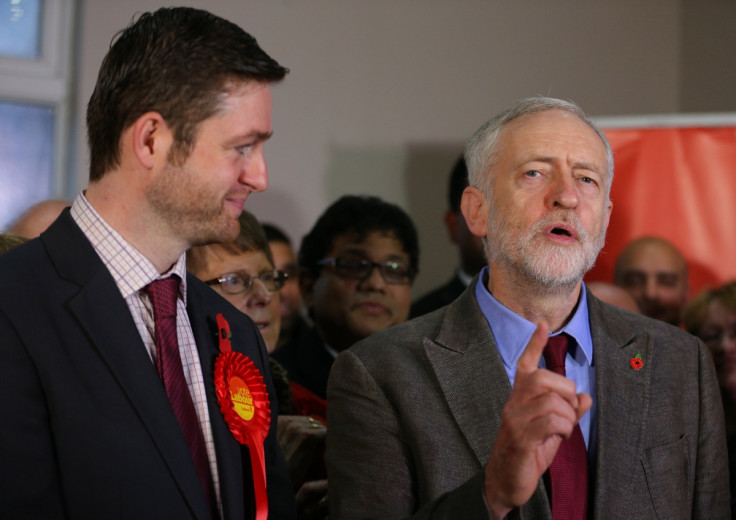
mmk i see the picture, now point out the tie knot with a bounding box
[544,333,569,375]
[143,276,180,319]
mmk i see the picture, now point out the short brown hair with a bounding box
[86,7,288,181]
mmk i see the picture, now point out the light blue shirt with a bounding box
[474,267,598,454]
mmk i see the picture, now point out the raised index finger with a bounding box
[515,321,549,378]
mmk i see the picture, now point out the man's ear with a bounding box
[604,199,613,233]
[460,186,489,238]
[130,111,172,170]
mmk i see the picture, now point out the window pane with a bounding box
[0,0,42,59]
[0,100,54,230]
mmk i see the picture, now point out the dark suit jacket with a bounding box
[327,281,730,519]
[0,211,295,520]
[272,327,333,400]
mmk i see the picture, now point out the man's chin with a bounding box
[189,219,239,247]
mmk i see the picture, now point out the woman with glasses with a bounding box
[188,211,287,354]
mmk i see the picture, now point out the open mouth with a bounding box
[551,227,572,237]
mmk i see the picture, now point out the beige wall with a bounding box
[72,1,707,297]
[681,0,736,112]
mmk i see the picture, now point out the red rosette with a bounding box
[214,350,271,445]
[213,313,271,520]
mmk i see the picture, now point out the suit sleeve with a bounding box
[326,350,491,520]
[693,338,731,519]
[0,309,66,518]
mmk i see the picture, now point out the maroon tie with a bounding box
[543,334,588,520]
[144,276,214,509]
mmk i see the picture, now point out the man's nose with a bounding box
[241,152,268,193]
[550,174,579,210]
[359,264,387,290]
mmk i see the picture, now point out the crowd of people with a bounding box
[0,6,732,520]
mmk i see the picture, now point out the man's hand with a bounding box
[483,322,592,519]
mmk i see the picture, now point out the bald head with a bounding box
[614,236,689,325]
[587,281,640,313]
[8,199,70,238]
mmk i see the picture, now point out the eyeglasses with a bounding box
[204,269,288,295]
[317,257,413,285]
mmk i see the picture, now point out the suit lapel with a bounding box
[186,283,247,520]
[423,287,511,465]
[423,283,554,519]
[588,295,653,516]
[44,213,213,520]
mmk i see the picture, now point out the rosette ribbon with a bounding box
[213,313,271,520]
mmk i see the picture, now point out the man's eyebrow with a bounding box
[518,157,602,173]
[252,130,273,141]
[340,246,408,260]
[225,131,273,146]
[572,161,602,173]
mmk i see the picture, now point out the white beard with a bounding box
[486,204,606,289]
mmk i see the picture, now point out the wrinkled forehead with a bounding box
[495,109,613,187]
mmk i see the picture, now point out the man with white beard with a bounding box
[326,96,729,520]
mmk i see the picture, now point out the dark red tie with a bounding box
[144,276,215,509]
[543,334,588,520]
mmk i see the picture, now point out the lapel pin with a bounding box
[630,353,643,370]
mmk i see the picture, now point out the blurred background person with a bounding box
[7,199,71,238]
[683,280,736,515]
[411,157,485,318]
[273,195,419,401]
[586,281,640,313]
[188,211,327,520]
[614,235,689,326]
[188,212,286,355]
[263,222,309,350]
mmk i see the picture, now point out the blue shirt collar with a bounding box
[474,267,594,374]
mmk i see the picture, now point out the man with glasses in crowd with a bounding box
[272,195,419,401]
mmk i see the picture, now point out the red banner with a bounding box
[586,126,736,297]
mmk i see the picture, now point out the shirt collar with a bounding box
[474,266,594,372]
[71,191,188,303]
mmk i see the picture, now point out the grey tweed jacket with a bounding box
[326,282,730,519]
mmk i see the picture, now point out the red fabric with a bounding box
[289,382,328,485]
[290,382,327,426]
[144,277,214,510]
[543,334,588,520]
[586,126,736,297]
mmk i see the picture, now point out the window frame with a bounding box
[0,0,76,198]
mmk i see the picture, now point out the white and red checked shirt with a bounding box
[71,192,223,517]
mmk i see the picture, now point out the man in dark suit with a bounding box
[0,8,295,519]
[410,157,486,318]
[327,97,730,518]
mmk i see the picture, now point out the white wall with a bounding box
[72,0,685,296]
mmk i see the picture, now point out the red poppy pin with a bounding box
[630,353,643,370]
[213,313,271,520]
